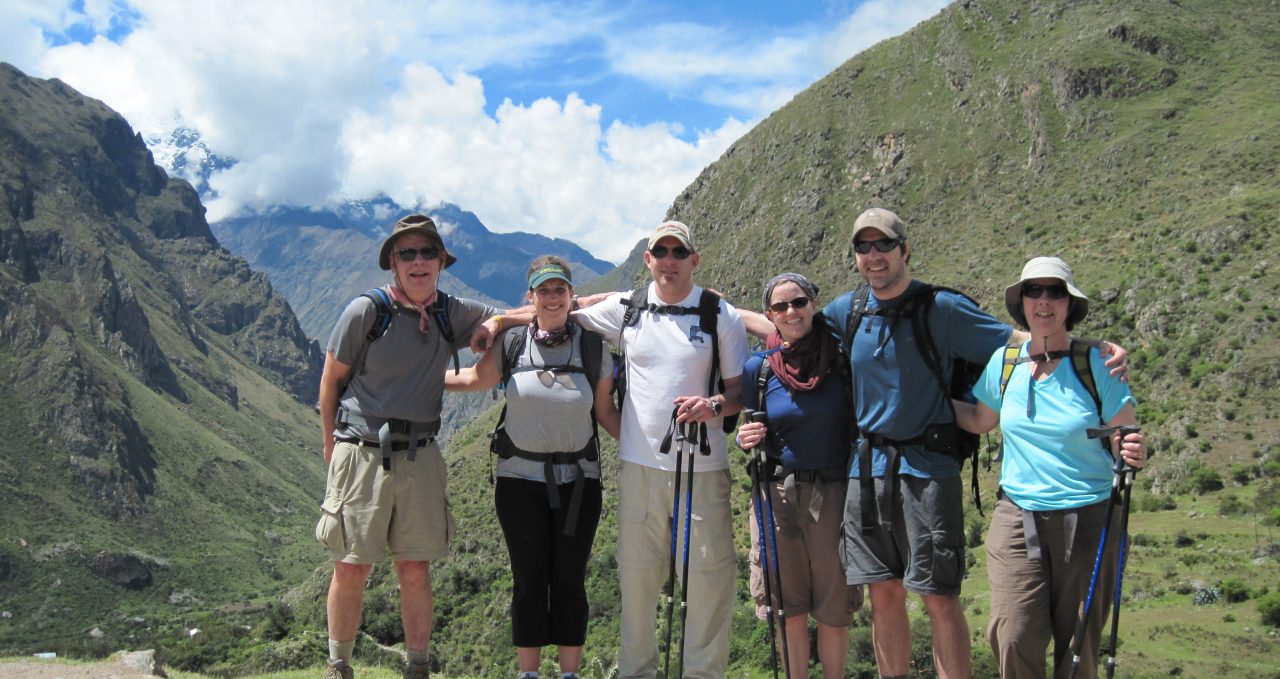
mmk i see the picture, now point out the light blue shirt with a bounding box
[972,343,1137,511]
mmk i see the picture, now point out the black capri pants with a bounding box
[495,475,603,647]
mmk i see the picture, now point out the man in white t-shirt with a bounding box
[574,221,750,678]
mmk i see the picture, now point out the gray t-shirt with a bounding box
[327,289,498,438]
[497,327,607,483]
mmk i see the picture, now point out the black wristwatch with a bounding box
[709,398,722,417]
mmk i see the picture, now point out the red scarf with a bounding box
[387,285,437,333]
[765,323,834,392]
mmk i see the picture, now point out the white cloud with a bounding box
[338,62,743,260]
[6,0,945,262]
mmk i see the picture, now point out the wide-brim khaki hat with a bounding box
[379,214,457,270]
[1003,256,1089,329]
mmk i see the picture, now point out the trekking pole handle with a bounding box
[1087,425,1142,474]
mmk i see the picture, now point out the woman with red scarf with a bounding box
[737,272,863,678]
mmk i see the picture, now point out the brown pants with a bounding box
[985,496,1123,679]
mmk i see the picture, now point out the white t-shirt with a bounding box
[575,283,749,471]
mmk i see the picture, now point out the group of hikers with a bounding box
[314,208,1149,679]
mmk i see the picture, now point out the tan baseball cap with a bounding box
[852,208,906,240]
[647,220,695,251]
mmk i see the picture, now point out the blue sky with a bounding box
[2,0,948,260]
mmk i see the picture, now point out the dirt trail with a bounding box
[0,658,158,678]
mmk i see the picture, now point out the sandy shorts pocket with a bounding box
[315,496,347,551]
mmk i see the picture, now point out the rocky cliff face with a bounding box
[0,64,325,652]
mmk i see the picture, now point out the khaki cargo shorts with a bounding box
[315,440,453,563]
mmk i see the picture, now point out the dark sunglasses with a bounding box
[650,245,693,260]
[853,237,904,254]
[1022,283,1070,300]
[768,297,811,313]
[395,246,441,262]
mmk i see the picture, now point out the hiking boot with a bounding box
[323,659,354,679]
[403,660,431,679]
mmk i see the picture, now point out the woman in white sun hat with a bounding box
[953,256,1148,679]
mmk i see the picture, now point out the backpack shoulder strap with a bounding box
[430,291,461,374]
[620,286,647,329]
[698,289,723,395]
[998,342,1022,398]
[580,328,603,397]
[842,285,872,356]
[1069,338,1103,419]
[908,284,949,397]
[359,287,395,344]
[499,326,528,388]
[349,287,395,381]
[755,358,772,413]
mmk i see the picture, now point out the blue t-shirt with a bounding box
[972,343,1137,511]
[823,280,1010,479]
[740,354,852,471]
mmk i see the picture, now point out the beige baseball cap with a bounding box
[647,220,696,251]
[852,208,906,240]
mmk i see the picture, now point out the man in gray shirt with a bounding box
[315,214,499,679]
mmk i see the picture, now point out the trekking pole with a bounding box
[675,420,707,677]
[744,411,781,679]
[659,409,685,679]
[747,410,793,678]
[760,454,791,678]
[1068,425,1141,679]
[1088,425,1142,679]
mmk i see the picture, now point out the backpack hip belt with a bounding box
[856,432,913,536]
[336,406,440,470]
[490,428,598,537]
[767,465,847,525]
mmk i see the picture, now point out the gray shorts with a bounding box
[840,474,966,596]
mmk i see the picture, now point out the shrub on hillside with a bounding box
[1220,578,1252,603]
[1134,492,1177,512]
[1256,481,1280,524]
[1257,591,1280,627]
[1229,463,1252,485]
[1218,494,1246,516]
[1183,464,1224,494]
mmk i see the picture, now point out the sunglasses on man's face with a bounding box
[1022,283,1070,300]
[649,245,693,260]
[768,297,811,313]
[853,237,904,255]
[395,246,441,262]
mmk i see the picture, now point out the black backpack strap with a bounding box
[697,289,736,434]
[499,326,528,388]
[430,291,460,374]
[347,287,394,386]
[909,284,948,402]
[843,285,871,356]
[490,326,527,469]
[580,328,603,396]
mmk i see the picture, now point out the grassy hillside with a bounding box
[0,62,326,660]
